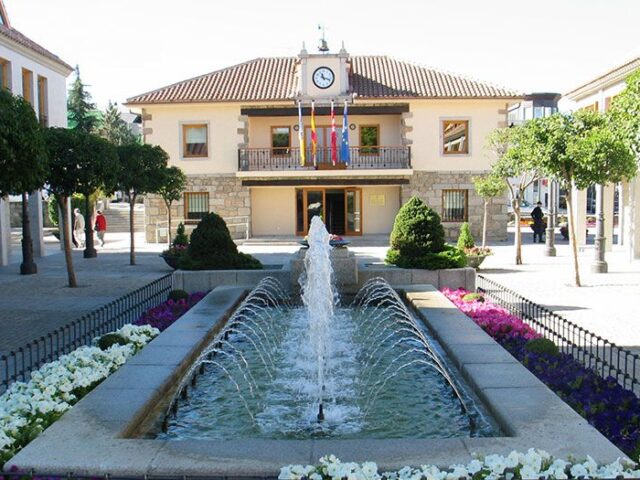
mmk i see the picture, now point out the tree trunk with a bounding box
[514,202,523,265]
[166,200,172,241]
[83,194,97,258]
[59,196,77,287]
[482,200,488,248]
[20,192,37,274]
[129,193,136,266]
[566,190,582,287]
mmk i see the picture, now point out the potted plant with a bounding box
[457,222,492,269]
[160,222,189,269]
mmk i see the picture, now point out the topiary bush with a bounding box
[97,333,128,350]
[168,289,189,302]
[525,337,560,357]
[456,222,475,250]
[179,212,262,270]
[386,196,466,269]
[172,222,189,247]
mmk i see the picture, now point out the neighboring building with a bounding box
[564,54,640,255]
[507,93,561,211]
[0,0,73,265]
[127,44,521,242]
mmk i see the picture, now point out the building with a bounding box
[126,44,521,242]
[0,0,73,265]
[564,54,639,256]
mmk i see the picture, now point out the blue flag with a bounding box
[341,101,350,164]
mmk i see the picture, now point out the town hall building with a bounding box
[126,43,521,242]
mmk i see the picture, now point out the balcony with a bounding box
[238,146,411,171]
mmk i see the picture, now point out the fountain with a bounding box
[158,216,494,440]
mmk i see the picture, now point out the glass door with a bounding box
[345,188,362,236]
[296,188,325,236]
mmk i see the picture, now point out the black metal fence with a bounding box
[0,274,173,394]
[476,275,640,394]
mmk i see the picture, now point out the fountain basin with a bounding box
[8,284,625,476]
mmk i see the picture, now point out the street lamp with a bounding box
[544,179,556,257]
[591,183,608,273]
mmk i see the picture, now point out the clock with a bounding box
[312,66,335,89]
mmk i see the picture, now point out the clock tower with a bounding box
[296,42,351,103]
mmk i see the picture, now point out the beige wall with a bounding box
[406,99,508,172]
[143,103,244,175]
[362,186,401,234]
[251,187,295,236]
[248,114,402,148]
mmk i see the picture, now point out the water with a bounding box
[157,217,497,440]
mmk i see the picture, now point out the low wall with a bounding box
[360,266,475,292]
[173,268,289,293]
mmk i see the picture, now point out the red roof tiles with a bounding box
[0,24,72,72]
[127,55,520,105]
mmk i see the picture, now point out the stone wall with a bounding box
[401,171,508,242]
[145,174,250,243]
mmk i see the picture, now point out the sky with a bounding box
[5,0,640,110]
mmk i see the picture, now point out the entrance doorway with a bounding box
[295,187,362,236]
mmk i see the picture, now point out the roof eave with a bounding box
[0,29,73,75]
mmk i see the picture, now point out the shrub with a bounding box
[96,333,128,350]
[389,196,445,257]
[168,289,189,302]
[456,222,475,250]
[179,213,262,270]
[387,244,467,270]
[525,337,560,356]
[172,222,189,247]
[462,292,484,303]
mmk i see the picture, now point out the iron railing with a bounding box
[477,274,640,394]
[238,146,411,171]
[0,274,173,394]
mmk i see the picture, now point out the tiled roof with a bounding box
[0,23,73,72]
[564,56,640,100]
[127,55,520,105]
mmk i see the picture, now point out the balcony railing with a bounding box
[238,146,411,171]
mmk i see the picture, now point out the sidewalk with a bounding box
[0,231,170,355]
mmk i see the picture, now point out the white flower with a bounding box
[570,464,589,478]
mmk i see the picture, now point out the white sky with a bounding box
[5,0,640,109]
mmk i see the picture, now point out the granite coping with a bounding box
[7,285,627,476]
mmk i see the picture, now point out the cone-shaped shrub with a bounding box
[456,222,475,250]
[179,212,262,270]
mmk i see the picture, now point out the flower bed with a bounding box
[134,291,206,331]
[443,288,640,459]
[279,451,639,480]
[0,324,159,467]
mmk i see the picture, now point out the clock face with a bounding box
[312,67,335,89]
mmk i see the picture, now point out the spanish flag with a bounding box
[311,100,317,166]
[298,101,306,166]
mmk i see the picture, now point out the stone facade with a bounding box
[145,173,250,243]
[401,170,508,242]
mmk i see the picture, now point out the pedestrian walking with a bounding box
[531,201,545,243]
[73,208,85,248]
[95,210,107,247]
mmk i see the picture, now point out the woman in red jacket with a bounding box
[95,210,107,246]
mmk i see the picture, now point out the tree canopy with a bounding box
[608,69,640,156]
[116,143,169,198]
[97,101,138,146]
[157,166,187,207]
[67,66,97,133]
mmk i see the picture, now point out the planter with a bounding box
[160,253,180,269]
[466,255,487,269]
[298,239,351,248]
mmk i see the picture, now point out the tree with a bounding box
[97,101,138,146]
[43,128,81,287]
[608,69,640,157]
[0,89,48,275]
[67,65,97,133]
[116,143,169,265]
[473,174,506,248]
[74,133,118,258]
[530,110,636,286]
[157,166,187,239]
[487,126,541,265]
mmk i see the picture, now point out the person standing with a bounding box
[531,201,545,243]
[95,210,107,247]
[73,208,85,248]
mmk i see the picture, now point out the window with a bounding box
[182,124,208,157]
[0,58,9,89]
[360,125,379,154]
[271,126,290,155]
[37,76,48,127]
[442,189,468,222]
[583,102,599,112]
[22,68,33,106]
[184,192,209,221]
[442,120,469,155]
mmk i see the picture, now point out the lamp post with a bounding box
[544,179,556,256]
[591,183,608,273]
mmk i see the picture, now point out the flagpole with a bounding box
[297,100,306,167]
